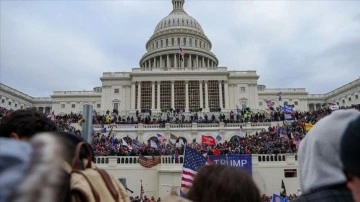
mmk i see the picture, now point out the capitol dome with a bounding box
[139,0,218,70]
[154,9,205,35]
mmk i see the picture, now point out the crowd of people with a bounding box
[1,105,360,202]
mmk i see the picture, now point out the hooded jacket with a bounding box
[298,109,360,194]
[0,138,32,202]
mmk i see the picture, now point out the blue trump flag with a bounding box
[208,154,252,176]
[272,194,288,202]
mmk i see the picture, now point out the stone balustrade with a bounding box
[94,154,298,167]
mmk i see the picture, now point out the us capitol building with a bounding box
[1,0,359,115]
[1,0,360,197]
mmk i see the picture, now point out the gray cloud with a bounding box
[1,0,359,97]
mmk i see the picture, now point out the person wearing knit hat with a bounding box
[294,109,360,202]
[341,116,360,202]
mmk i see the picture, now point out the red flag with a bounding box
[201,135,216,146]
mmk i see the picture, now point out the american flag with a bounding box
[138,155,161,168]
[179,47,185,61]
[180,146,207,195]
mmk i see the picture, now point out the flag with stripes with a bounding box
[138,155,161,168]
[180,146,207,196]
[179,47,185,61]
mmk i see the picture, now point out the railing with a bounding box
[225,123,247,127]
[53,91,101,95]
[170,123,192,128]
[92,122,275,130]
[102,72,130,77]
[228,70,257,76]
[94,154,298,166]
[264,88,307,93]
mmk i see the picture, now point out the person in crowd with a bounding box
[0,138,32,202]
[0,109,58,202]
[294,109,360,202]
[6,132,68,202]
[186,164,261,202]
[341,116,360,202]
[0,109,58,139]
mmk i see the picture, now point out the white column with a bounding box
[219,80,223,110]
[160,56,163,68]
[166,54,169,68]
[224,81,229,110]
[185,80,189,112]
[199,81,203,109]
[196,55,199,68]
[181,54,184,68]
[188,54,192,68]
[171,81,175,109]
[202,57,205,67]
[205,80,209,111]
[174,54,177,68]
[131,82,136,110]
[157,82,161,110]
[151,81,155,110]
[137,82,141,110]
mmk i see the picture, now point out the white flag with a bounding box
[150,140,158,148]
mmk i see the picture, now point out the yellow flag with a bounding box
[305,123,313,132]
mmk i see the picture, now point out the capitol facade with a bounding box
[1,0,359,115]
[1,0,360,197]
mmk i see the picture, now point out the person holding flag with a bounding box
[180,146,207,196]
[186,165,262,202]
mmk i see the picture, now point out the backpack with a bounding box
[63,142,130,202]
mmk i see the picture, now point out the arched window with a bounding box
[161,40,163,48]
[183,38,186,46]
[166,39,168,46]
[177,37,180,45]
[172,38,174,46]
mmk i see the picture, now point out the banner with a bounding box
[208,155,252,176]
[272,194,288,202]
[201,135,216,146]
[284,113,293,120]
[280,105,293,113]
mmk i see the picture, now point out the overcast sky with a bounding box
[1,0,359,97]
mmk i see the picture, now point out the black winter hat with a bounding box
[341,115,360,177]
